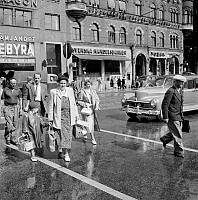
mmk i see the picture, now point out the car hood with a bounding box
[134,87,167,101]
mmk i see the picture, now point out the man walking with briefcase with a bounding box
[160,75,186,158]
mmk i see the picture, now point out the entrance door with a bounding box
[135,54,146,76]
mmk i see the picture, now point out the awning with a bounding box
[74,54,131,61]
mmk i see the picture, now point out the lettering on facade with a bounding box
[0,0,37,8]
[0,33,35,42]
[150,51,166,58]
[73,47,127,56]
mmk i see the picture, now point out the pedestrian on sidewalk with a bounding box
[78,80,100,145]
[117,77,121,90]
[1,77,22,145]
[160,75,186,158]
[48,75,79,162]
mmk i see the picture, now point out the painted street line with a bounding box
[5,144,137,200]
[101,129,198,153]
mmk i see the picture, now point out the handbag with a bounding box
[18,134,34,151]
[81,107,92,115]
[48,127,56,152]
[182,120,190,133]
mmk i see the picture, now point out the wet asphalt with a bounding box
[0,90,198,200]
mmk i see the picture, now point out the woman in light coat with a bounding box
[78,80,100,145]
[48,76,79,162]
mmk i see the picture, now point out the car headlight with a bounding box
[150,99,157,107]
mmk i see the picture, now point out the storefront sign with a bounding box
[149,51,171,58]
[0,33,35,42]
[73,47,127,57]
[0,0,37,8]
[0,57,35,63]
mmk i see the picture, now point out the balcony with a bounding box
[182,24,193,31]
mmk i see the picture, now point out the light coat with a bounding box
[48,87,79,129]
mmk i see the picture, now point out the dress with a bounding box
[55,96,72,149]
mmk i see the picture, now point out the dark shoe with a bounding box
[160,138,166,148]
[58,152,64,159]
[174,152,184,158]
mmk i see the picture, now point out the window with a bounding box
[158,6,164,20]
[183,10,193,24]
[16,10,32,27]
[150,3,156,18]
[119,27,126,44]
[91,23,99,42]
[89,0,99,7]
[45,14,60,30]
[136,29,142,45]
[0,8,12,25]
[171,9,178,23]
[108,25,115,43]
[159,32,164,47]
[170,34,179,49]
[119,1,126,12]
[73,22,81,40]
[107,0,115,9]
[135,0,141,16]
[151,31,156,47]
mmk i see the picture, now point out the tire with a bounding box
[127,113,137,120]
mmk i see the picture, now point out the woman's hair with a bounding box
[57,75,69,83]
[84,79,92,86]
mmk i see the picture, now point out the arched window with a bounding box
[135,0,141,16]
[171,9,178,23]
[136,29,142,45]
[183,9,193,24]
[151,31,156,47]
[119,27,126,44]
[89,0,100,8]
[159,32,164,47]
[183,10,188,24]
[91,23,99,42]
[150,3,156,18]
[170,34,179,49]
[73,22,81,40]
[158,6,164,20]
[108,25,115,43]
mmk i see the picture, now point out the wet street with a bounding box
[0,91,198,200]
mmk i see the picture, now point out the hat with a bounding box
[173,75,186,82]
[57,75,69,83]
[27,76,33,82]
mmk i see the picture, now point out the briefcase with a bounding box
[182,120,190,133]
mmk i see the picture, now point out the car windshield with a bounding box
[154,77,173,87]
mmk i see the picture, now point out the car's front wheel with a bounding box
[127,113,137,120]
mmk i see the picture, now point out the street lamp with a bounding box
[129,44,135,86]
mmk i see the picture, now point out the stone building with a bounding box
[0,0,185,85]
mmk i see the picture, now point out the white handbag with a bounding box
[81,107,92,115]
[76,119,89,128]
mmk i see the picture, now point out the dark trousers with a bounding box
[161,120,184,155]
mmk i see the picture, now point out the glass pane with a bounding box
[24,11,32,27]
[4,9,12,25]
[16,10,23,26]
[45,14,51,29]
[0,8,3,24]
[52,15,59,30]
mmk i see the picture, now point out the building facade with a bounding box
[0,0,185,85]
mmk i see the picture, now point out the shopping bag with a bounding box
[182,120,190,133]
[18,134,34,151]
[48,127,56,152]
[76,119,89,128]
[81,107,92,115]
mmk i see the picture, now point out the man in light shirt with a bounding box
[22,72,48,117]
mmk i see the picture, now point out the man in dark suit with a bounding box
[23,72,48,117]
[160,75,187,158]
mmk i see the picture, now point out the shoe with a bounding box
[64,154,70,162]
[92,140,97,145]
[58,152,64,159]
[174,152,184,158]
[6,140,10,145]
[160,138,166,149]
[31,157,38,162]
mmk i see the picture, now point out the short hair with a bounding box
[34,72,41,78]
[9,77,16,82]
[57,75,69,83]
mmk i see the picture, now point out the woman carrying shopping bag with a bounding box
[48,75,79,162]
[78,80,100,145]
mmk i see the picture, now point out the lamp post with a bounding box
[129,44,135,86]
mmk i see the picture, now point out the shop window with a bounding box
[16,10,32,27]
[0,8,13,25]
[119,27,126,44]
[170,34,179,49]
[136,29,142,45]
[45,14,60,30]
[135,0,141,16]
[91,23,99,42]
[151,31,156,47]
[159,32,164,47]
[89,0,100,8]
[107,0,115,10]
[150,3,156,18]
[108,25,115,43]
[170,9,179,23]
[73,22,81,40]
[119,1,126,12]
[158,6,164,20]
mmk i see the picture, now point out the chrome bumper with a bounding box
[124,107,160,116]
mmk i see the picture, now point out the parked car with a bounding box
[122,75,198,121]
[135,75,157,88]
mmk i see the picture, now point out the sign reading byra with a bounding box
[0,0,37,9]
